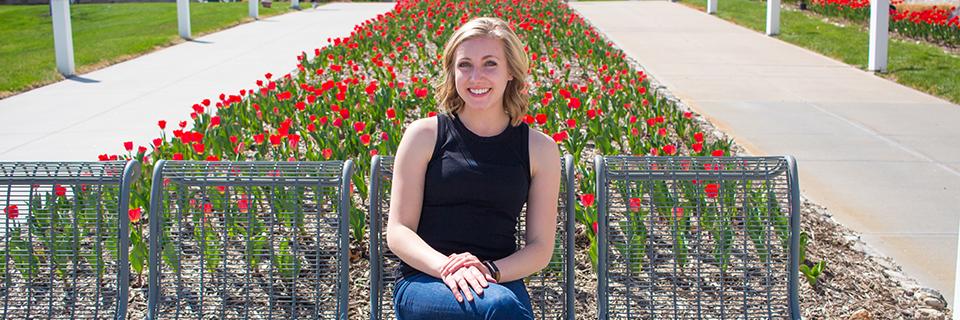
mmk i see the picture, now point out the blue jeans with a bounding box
[394,273,534,320]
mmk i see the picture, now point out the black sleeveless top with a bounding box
[397,112,531,280]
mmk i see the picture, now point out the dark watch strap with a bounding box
[483,260,501,282]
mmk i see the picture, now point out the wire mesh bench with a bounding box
[594,156,801,320]
[0,161,141,320]
[146,160,354,320]
[368,155,576,320]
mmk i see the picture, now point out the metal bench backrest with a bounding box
[369,155,576,320]
[0,161,140,320]
[595,156,801,320]
[146,160,353,320]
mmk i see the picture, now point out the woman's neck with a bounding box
[456,106,511,137]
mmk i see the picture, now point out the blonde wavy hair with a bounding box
[435,17,529,127]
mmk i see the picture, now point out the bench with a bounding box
[368,155,577,320]
[146,160,354,320]
[0,160,141,320]
[594,156,801,319]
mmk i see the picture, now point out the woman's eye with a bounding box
[458,62,472,68]
[484,61,497,67]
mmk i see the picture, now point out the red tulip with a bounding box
[586,109,596,119]
[629,116,637,124]
[631,128,639,136]
[158,120,167,129]
[322,148,333,159]
[387,108,397,119]
[592,221,598,234]
[629,198,641,211]
[129,208,142,223]
[179,121,187,129]
[194,144,205,154]
[206,155,219,161]
[566,119,577,128]
[712,150,724,157]
[138,146,147,154]
[55,185,66,196]
[288,134,300,148]
[173,153,183,160]
[694,133,704,143]
[124,141,133,152]
[523,115,535,124]
[360,134,372,146]
[210,116,220,127]
[254,134,264,144]
[567,97,580,109]
[692,143,703,153]
[705,184,719,198]
[153,138,162,148]
[535,114,548,125]
[658,128,668,137]
[354,122,367,134]
[663,145,677,155]
[580,194,595,207]
[340,108,350,119]
[307,123,317,132]
[382,132,389,141]
[269,134,283,146]
[5,205,19,219]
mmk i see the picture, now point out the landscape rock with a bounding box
[847,309,872,320]
[915,307,946,320]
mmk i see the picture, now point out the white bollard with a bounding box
[50,0,75,77]
[708,0,717,14]
[766,0,780,35]
[290,0,301,10]
[868,0,889,71]
[955,228,960,320]
[177,0,191,40]
[249,0,258,19]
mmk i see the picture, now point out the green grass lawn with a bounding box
[681,0,960,104]
[0,2,294,97]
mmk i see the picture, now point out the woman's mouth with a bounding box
[468,88,490,95]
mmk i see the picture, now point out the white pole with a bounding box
[868,0,889,71]
[290,0,301,10]
[708,0,717,14]
[955,226,960,320]
[177,0,191,40]
[766,0,780,35]
[50,0,75,77]
[249,0,258,20]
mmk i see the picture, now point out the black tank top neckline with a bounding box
[450,112,515,143]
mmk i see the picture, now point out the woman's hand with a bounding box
[439,253,496,302]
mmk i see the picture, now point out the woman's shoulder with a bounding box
[526,127,560,164]
[397,116,441,159]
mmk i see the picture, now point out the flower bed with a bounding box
[806,0,960,46]
[101,0,737,274]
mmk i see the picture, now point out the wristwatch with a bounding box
[483,260,501,282]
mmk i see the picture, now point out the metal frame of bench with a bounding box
[368,155,577,320]
[0,160,140,320]
[595,155,801,320]
[146,160,354,320]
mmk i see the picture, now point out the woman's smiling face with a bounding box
[454,36,514,113]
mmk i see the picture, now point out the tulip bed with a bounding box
[806,0,960,46]
[93,0,749,285]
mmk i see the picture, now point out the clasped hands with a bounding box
[438,252,497,302]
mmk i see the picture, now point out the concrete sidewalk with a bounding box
[0,2,395,161]
[571,0,960,301]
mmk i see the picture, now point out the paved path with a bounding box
[571,0,960,301]
[0,2,396,161]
